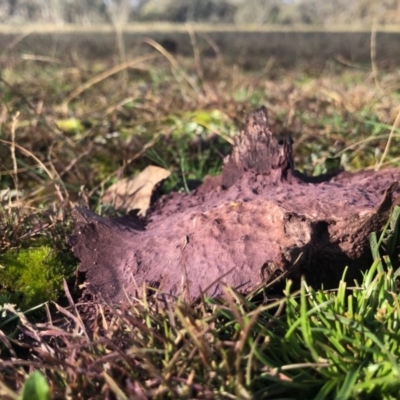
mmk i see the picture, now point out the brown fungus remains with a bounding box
[70,106,400,303]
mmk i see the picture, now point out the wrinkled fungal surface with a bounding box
[70,106,400,303]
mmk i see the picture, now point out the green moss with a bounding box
[0,246,76,310]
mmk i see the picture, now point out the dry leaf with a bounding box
[102,166,170,216]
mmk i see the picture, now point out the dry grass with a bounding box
[1,36,400,398]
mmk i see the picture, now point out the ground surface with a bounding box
[1,27,400,399]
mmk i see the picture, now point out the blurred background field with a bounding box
[1,0,400,66]
[2,25,400,68]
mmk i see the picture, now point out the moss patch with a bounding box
[0,246,76,310]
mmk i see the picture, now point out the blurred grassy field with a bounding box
[2,22,400,32]
[1,23,400,67]
[1,26,400,399]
